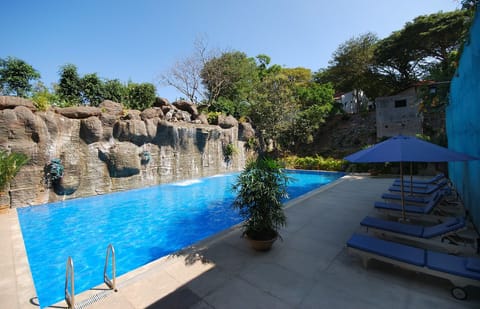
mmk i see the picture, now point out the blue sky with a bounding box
[1,0,459,101]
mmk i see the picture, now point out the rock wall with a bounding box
[0,96,254,208]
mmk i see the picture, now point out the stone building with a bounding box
[375,86,423,138]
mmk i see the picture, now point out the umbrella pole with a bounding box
[401,162,406,221]
[409,162,413,195]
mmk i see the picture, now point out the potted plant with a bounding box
[232,156,290,251]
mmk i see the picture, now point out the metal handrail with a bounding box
[65,256,75,309]
[103,244,117,291]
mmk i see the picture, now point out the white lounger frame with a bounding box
[362,225,477,255]
[347,246,480,298]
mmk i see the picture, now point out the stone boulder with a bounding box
[98,142,141,177]
[56,106,101,119]
[173,100,198,118]
[0,106,41,146]
[154,97,170,107]
[80,116,103,144]
[113,119,148,145]
[99,100,123,116]
[141,107,164,120]
[173,110,191,122]
[218,114,238,129]
[239,122,255,141]
[161,104,177,116]
[193,113,209,125]
[0,96,36,111]
[121,110,141,120]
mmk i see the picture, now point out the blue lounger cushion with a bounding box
[426,251,480,281]
[360,216,464,239]
[389,180,447,195]
[360,216,424,237]
[422,217,464,238]
[374,202,427,214]
[466,258,480,273]
[375,191,443,214]
[394,174,445,185]
[347,233,425,266]
[392,183,429,189]
[381,193,430,204]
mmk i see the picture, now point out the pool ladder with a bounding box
[64,244,117,309]
[104,244,117,291]
[65,257,74,309]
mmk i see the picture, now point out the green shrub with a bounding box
[245,137,257,151]
[0,150,29,191]
[223,143,238,161]
[32,87,65,110]
[282,155,345,171]
[207,112,222,125]
[32,91,51,111]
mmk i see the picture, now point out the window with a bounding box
[394,99,407,108]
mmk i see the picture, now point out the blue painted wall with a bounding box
[447,7,480,228]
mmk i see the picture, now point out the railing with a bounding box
[104,244,117,291]
[65,256,75,309]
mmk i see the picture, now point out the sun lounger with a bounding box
[375,191,445,215]
[375,191,463,221]
[393,173,445,185]
[346,233,480,300]
[388,179,448,195]
[381,188,459,207]
[381,192,431,204]
[359,216,476,254]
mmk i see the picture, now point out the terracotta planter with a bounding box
[245,232,278,251]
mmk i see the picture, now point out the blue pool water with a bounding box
[17,170,343,308]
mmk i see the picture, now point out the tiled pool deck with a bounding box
[1,175,479,308]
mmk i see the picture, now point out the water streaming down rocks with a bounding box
[0,97,253,208]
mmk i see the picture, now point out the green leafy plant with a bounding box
[0,150,29,191]
[32,90,51,111]
[223,143,238,161]
[207,111,221,125]
[245,137,257,151]
[232,157,289,241]
[282,155,345,171]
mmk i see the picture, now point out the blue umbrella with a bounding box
[344,135,478,219]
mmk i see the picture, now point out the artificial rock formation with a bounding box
[0,96,252,208]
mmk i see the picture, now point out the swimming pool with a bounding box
[17,170,344,308]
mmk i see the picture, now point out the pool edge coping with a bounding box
[4,208,38,308]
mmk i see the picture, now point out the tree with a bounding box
[57,64,82,104]
[0,57,40,97]
[80,73,105,106]
[103,79,127,103]
[159,37,215,103]
[461,0,478,11]
[373,10,470,91]
[256,54,282,81]
[282,67,312,85]
[124,82,156,110]
[283,82,335,150]
[318,33,379,107]
[201,51,259,104]
[249,70,296,152]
